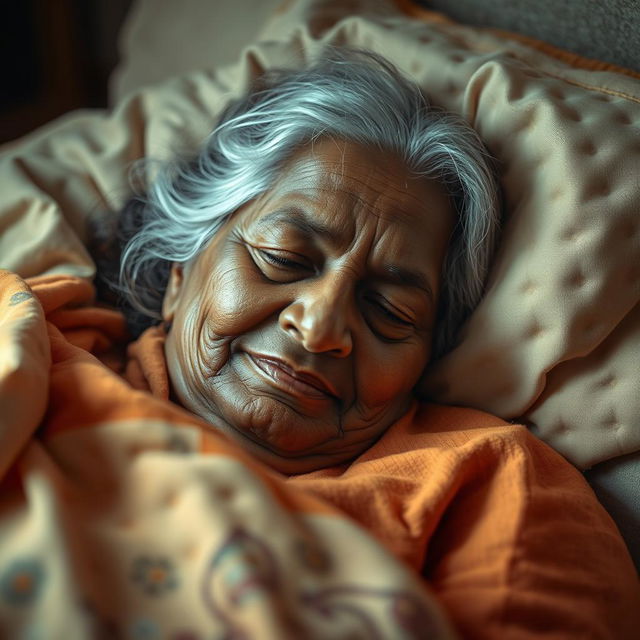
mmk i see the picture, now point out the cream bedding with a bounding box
[1,0,638,472]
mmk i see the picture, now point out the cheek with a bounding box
[190,266,265,336]
[169,292,219,379]
[173,265,286,375]
[357,343,428,408]
[203,254,289,336]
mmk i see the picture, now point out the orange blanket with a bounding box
[1,270,638,638]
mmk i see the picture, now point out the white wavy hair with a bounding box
[119,48,500,357]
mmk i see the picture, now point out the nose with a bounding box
[279,278,353,357]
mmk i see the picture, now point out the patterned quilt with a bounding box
[0,270,456,638]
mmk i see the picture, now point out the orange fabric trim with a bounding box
[26,273,95,313]
[393,0,454,25]
[125,325,170,399]
[488,28,640,80]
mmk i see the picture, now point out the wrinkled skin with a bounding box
[162,139,455,474]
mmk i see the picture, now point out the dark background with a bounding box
[0,0,132,145]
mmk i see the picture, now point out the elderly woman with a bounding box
[82,49,639,632]
[104,49,499,475]
[30,48,634,636]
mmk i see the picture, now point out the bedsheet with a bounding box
[0,269,456,638]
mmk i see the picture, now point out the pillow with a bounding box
[261,0,640,470]
[0,0,638,472]
[110,0,283,103]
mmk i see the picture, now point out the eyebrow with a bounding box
[382,264,435,304]
[257,207,435,303]
[257,208,341,243]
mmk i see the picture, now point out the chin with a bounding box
[209,419,356,475]
[197,398,364,474]
[188,383,350,473]
[168,360,388,475]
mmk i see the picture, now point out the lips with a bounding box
[247,353,338,399]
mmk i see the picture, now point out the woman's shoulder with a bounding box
[299,400,587,509]
[346,400,595,508]
[413,401,515,432]
[366,400,559,464]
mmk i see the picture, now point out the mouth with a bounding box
[246,353,338,400]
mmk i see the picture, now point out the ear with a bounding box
[162,262,185,323]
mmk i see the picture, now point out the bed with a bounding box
[0,0,638,636]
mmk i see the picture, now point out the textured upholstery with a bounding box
[585,452,640,569]
[420,0,640,73]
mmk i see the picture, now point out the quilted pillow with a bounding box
[0,0,638,470]
[259,0,640,469]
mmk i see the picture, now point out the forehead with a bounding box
[248,139,454,249]
[270,139,438,223]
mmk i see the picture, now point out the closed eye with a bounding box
[250,247,317,283]
[365,294,414,326]
[375,303,413,326]
[259,249,304,269]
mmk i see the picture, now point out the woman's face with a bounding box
[162,139,454,473]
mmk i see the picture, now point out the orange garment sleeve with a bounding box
[289,403,640,639]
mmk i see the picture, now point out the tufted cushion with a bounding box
[0,0,638,471]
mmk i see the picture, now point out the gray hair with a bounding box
[118,48,500,358]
